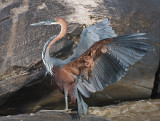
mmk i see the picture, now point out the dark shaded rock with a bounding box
[0,111,109,121]
[0,0,159,116]
[151,61,160,98]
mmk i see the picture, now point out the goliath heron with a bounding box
[31,17,151,116]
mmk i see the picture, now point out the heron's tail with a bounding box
[74,83,88,116]
[77,89,88,116]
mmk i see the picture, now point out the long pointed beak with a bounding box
[30,19,57,26]
[30,21,47,26]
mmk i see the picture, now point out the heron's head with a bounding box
[30,17,66,26]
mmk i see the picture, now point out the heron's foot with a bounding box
[63,108,72,113]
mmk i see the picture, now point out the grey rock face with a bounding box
[0,0,76,103]
[0,111,109,121]
[0,0,159,115]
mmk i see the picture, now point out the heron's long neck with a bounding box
[46,22,67,52]
[42,20,67,74]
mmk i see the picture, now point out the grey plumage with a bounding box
[79,33,151,94]
[75,33,151,115]
[66,18,116,62]
[69,19,118,115]
[42,35,64,75]
[77,76,90,98]
[74,78,88,116]
[42,35,55,75]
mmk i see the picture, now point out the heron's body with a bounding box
[51,65,76,103]
[31,17,151,116]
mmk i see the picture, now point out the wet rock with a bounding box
[0,0,159,115]
[88,99,160,121]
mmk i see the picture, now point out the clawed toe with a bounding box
[63,108,72,113]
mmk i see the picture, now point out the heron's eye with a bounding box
[53,19,56,22]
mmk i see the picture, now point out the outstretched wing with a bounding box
[66,18,116,62]
[64,33,151,97]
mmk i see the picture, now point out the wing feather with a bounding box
[65,18,116,62]
[64,33,151,98]
[89,33,151,92]
[62,19,150,116]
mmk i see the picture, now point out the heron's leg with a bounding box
[64,90,68,111]
[39,90,71,113]
[64,91,68,111]
[40,91,71,113]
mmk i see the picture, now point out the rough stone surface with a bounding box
[0,0,159,116]
[88,99,160,121]
[0,111,109,121]
[151,61,160,99]
[0,99,160,121]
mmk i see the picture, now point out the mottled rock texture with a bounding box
[0,99,160,121]
[0,0,159,116]
[89,99,160,121]
[0,111,109,121]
